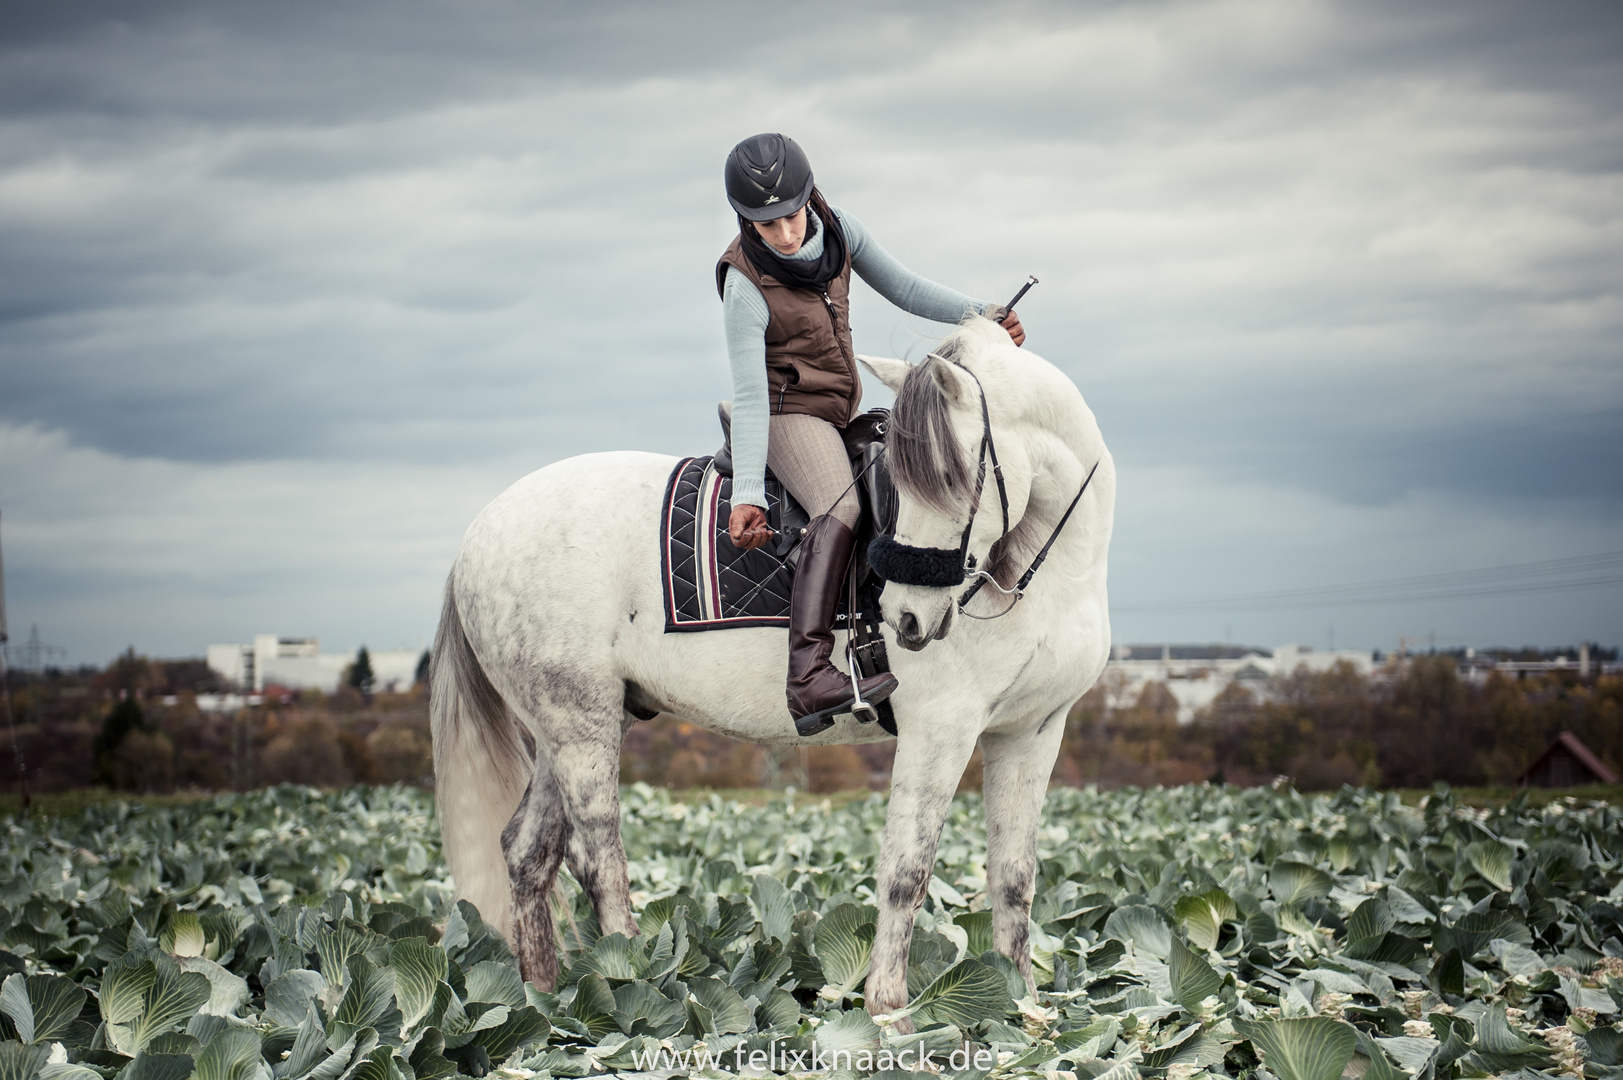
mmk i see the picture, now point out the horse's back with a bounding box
[460,449,670,559]
[451,451,674,681]
[472,450,674,525]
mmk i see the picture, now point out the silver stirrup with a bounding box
[846,645,878,724]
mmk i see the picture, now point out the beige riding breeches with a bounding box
[767,414,862,528]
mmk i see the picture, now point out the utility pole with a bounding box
[0,510,30,809]
[12,625,64,674]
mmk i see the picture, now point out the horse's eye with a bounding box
[941,472,953,490]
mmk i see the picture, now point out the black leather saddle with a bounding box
[711,403,897,572]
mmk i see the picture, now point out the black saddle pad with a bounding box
[662,456,851,633]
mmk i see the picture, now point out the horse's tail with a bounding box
[430,571,531,942]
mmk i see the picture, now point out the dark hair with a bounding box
[738,186,834,254]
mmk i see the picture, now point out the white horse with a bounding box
[430,315,1114,1020]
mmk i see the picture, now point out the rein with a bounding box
[866,353,1099,621]
[955,362,1010,571]
[956,458,1100,619]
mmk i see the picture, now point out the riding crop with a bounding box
[1000,275,1038,319]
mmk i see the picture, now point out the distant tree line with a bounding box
[1,650,433,795]
[3,650,1617,797]
[1053,659,1622,790]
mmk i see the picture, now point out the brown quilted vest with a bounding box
[716,228,859,427]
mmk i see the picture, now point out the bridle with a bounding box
[867,354,1101,621]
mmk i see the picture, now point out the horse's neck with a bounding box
[998,379,1107,586]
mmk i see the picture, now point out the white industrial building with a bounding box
[1103,643,1376,723]
[206,635,423,693]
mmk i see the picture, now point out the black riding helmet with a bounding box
[725,133,815,222]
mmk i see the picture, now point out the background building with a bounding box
[206,634,422,692]
[1105,643,1377,723]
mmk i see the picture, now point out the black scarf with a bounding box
[739,204,847,292]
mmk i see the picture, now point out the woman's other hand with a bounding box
[999,308,1026,346]
[728,504,775,550]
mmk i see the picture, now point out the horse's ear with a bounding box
[924,353,968,403]
[857,355,910,393]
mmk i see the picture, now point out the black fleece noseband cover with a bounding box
[867,535,965,588]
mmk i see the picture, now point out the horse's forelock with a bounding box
[889,351,974,515]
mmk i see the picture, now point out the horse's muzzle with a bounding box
[894,604,952,651]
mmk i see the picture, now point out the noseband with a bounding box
[867,355,1100,620]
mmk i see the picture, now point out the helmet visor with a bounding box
[728,172,815,222]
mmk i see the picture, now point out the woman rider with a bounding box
[717,133,1026,735]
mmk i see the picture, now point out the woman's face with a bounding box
[752,206,807,255]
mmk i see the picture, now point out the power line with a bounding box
[1115,550,1623,613]
[1118,574,1623,612]
[1234,551,1623,597]
[1127,550,1623,606]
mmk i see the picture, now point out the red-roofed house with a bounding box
[1516,732,1620,788]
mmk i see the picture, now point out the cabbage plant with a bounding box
[2,783,1621,1078]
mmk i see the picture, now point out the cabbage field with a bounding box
[3,783,1622,1079]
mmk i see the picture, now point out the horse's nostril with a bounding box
[898,612,920,640]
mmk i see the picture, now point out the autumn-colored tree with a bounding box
[94,647,162,696]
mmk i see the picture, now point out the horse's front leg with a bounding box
[866,711,981,1029]
[980,706,1068,998]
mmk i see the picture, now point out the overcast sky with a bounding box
[2,0,1620,666]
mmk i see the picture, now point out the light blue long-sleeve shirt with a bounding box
[723,206,987,509]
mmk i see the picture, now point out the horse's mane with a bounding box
[886,319,999,514]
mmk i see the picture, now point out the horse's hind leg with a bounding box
[517,672,638,942]
[502,675,635,985]
[980,706,1068,997]
[500,749,570,989]
[553,725,637,940]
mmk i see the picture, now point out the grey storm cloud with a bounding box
[1,0,1620,662]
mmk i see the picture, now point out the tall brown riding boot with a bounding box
[788,515,899,736]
